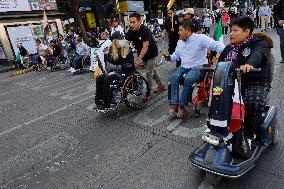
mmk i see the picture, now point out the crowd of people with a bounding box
[12,0,284,156]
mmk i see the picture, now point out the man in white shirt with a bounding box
[164,20,224,118]
[110,18,124,36]
[259,1,271,31]
[89,31,112,71]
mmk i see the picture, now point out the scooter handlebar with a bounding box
[236,68,262,73]
[200,67,261,73]
[248,68,261,72]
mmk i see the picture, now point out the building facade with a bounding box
[0,0,64,64]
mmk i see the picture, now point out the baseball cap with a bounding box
[111,31,124,40]
[176,10,184,17]
[184,8,194,15]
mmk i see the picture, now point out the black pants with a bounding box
[222,26,228,35]
[95,73,123,107]
[168,36,179,55]
[168,35,179,67]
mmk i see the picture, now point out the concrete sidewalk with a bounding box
[0,65,14,73]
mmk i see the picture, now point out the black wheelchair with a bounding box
[71,55,91,74]
[46,55,68,71]
[95,71,150,113]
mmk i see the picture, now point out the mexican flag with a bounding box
[214,20,224,44]
[229,79,245,133]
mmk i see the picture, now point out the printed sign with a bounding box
[6,25,38,56]
[0,0,57,12]
[91,48,100,66]
[0,0,30,12]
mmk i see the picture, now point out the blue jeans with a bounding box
[170,66,203,107]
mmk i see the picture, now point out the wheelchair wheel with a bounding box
[82,56,90,70]
[123,73,149,110]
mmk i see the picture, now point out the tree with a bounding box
[57,0,89,44]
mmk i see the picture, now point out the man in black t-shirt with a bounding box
[126,12,165,101]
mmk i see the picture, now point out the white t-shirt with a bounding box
[110,25,125,36]
[97,39,112,70]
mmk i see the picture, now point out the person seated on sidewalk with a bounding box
[15,43,29,68]
[35,39,53,71]
[48,40,63,71]
[95,32,135,111]
[69,37,91,73]
[165,20,225,119]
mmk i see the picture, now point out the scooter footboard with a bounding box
[190,143,256,178]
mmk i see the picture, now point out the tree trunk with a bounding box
[74,12,90,44]
[67,0,90,45]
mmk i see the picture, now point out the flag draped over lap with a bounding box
[229,80,245,133]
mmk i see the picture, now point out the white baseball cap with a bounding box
[184,8,194,15]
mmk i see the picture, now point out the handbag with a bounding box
[93,65,102,78]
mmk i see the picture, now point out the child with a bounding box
[203,14,212,35]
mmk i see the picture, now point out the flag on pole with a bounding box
[229,79,245,133]
[214,20,224,44]
[42,10,48,29]
[167,0,175,10]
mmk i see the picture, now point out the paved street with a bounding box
[0,30,284,189]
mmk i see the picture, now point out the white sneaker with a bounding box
[89,67,93,71]
[70,68,78,73]
[68,68,73,72]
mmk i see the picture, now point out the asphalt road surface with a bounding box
[0,29,284,189]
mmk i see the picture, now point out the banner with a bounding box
[119,1,144,12]
[0,0,57,12]
[91,48,100,67]
[6,26,38,56]
[0,0,30,12]
[29,0,57,11]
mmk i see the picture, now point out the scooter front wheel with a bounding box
[205,172,222,186]
[271,124,279,145]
